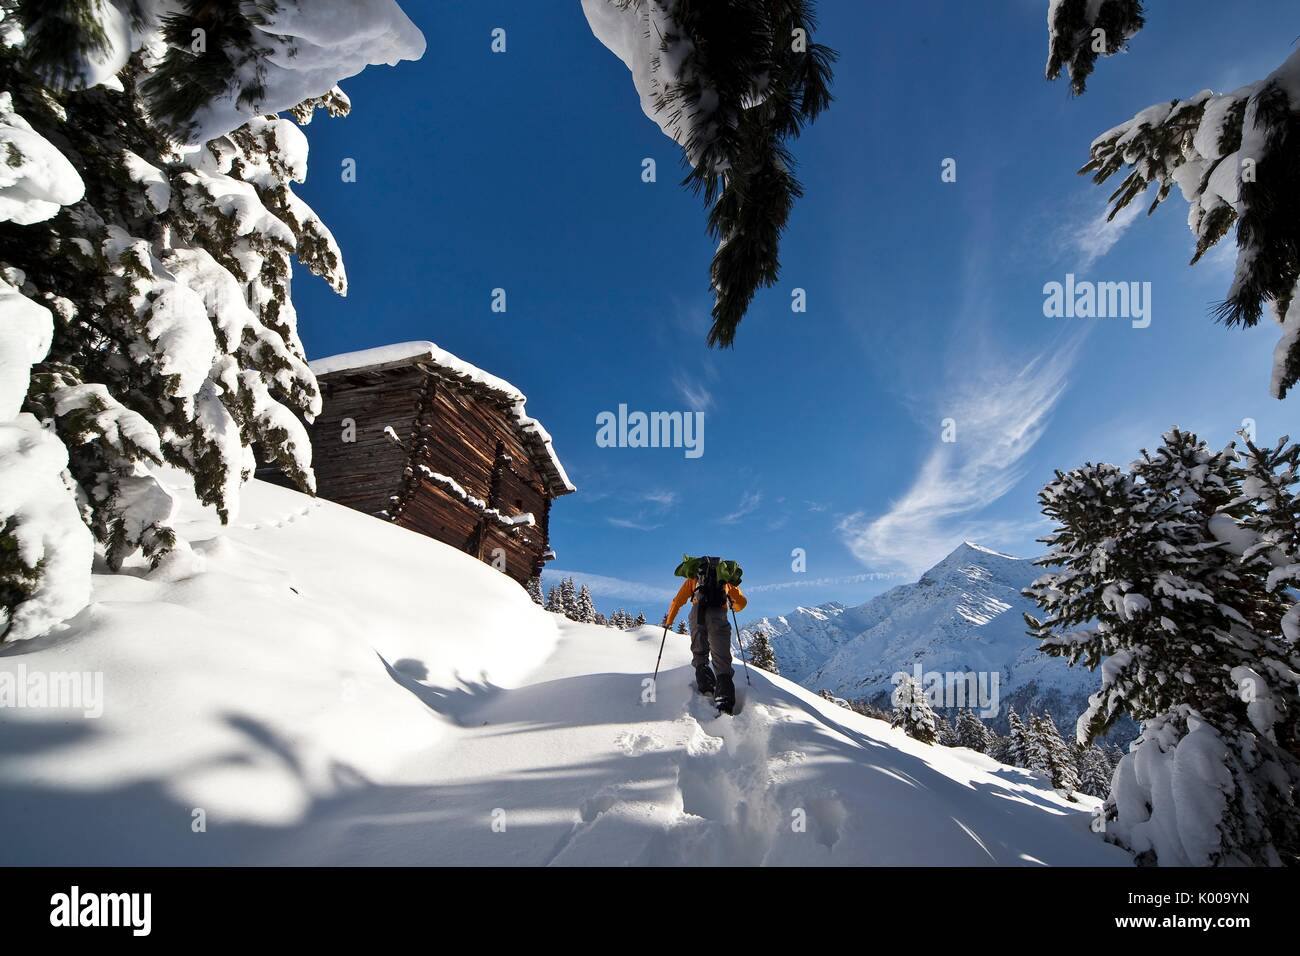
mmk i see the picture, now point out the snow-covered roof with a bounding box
[310,341,575,496]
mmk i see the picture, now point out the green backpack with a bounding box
[674,555,743,608]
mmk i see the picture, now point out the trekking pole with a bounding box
[730,606,752,686]
[651,622,670,689]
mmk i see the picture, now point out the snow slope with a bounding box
[0,485,1127,866]
[743,543,1110,738]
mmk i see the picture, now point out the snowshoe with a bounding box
[694,666,716,696]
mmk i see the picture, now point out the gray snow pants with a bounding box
[689,601,733,677]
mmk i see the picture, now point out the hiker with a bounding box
[664,556,747,713]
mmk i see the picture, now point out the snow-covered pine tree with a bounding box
[576,584,597,624]
[987,733,1012,764]
[1044,3,1300,398]
[854,700,891,722]
[955,709,992,753]
[582,0,836,347]
[544,586,564,615]
[748,630,779,674]
[936,716,959,748]
[675,620,688,634]
[1026,427,1300,864]
[0,0,423,641]
[1075,743,1115,800]
[633,611,646,628]
[1027,714,1080,797]
[526,576,544,605]
[1004,709,1031,768]
[559,577,579,621]
[1104,742,1126,769]
[1021,713,1048,771]
[1233,432,1300,650]
[890,674,938,745]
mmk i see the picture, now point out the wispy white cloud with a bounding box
[674,375,715,412]
[837,339,1079,576]
[746,571,910,594]
[718,490,762,524]
[1067,197,1141,272]
[543,569,675,603]
[607,488,678,531]
[607,516,664,531]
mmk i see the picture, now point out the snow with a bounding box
[0,480,1126,866]
[181,167,296,249]
[581,0,700,157]
[0,270,97,641]
[1193,91,1244,161]
[418,466,535,529]
[26,0,145,91]
[1272,284,1300,400]
[0,91,85,225]
[312,341,576,493]
[282,190,346,295]
[52,384,164,462]
[1108,707,1234,866]
[313,340,523,398]
[239,370,316,494]
[27,1,424,145]
[0,414,95,642]
[582,0,752,177]
[180,1,424,143]
[122,150,170,215]
[960,540,1018,560]
[160,247,256,350]
[205,0,424,139]
[1229,666,1282,742]
[0,270,53,418]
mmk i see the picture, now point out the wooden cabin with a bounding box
[269,341,574,585]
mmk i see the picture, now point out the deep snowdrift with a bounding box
[0,481,1127,866]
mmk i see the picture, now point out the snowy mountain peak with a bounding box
[787,600,845,619]
[744,540,1116,739]
[936,541,1022,567]
[917,541,1039,594]
[960,540,1017,558]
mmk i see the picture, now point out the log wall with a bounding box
[307,368,427,518]
[258,365,560,586]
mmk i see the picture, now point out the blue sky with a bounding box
[291,0,1295,621]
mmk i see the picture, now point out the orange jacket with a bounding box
[665,578,747,628]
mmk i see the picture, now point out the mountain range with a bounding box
[741,542,1129,741]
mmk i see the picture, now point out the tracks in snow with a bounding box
[546,690,849,865]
